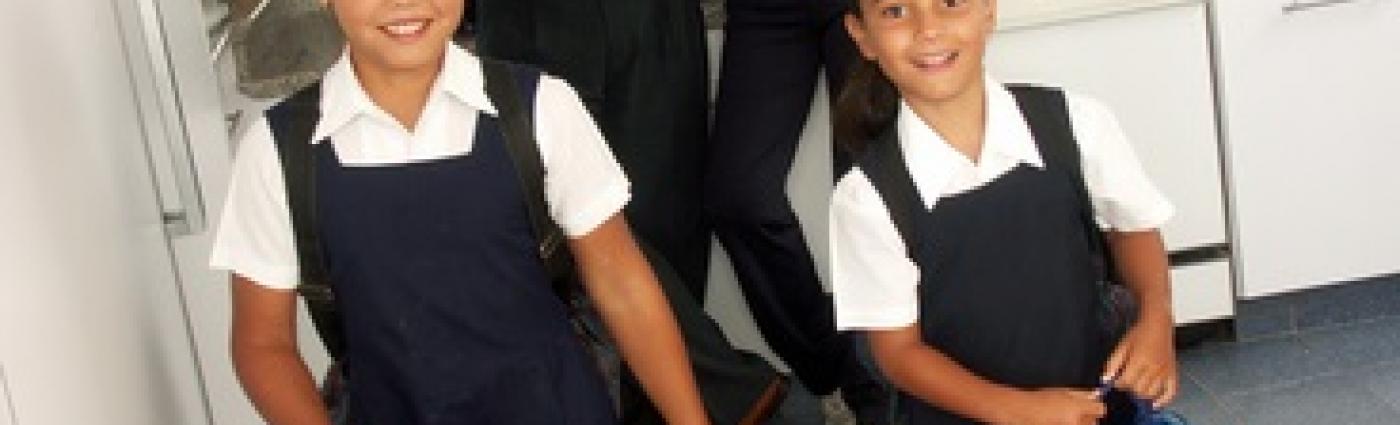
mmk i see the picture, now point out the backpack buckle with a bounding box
[297,283,335,304]
[539,232,562,258]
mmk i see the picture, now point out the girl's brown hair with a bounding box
[833,0,901,156]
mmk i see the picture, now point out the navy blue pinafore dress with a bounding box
[859,87,1119,424]
[312,79,615,424]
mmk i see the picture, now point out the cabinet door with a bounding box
[1214,0,1400,297]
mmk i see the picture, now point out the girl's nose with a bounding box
[913,7,943,42]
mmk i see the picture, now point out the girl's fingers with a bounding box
[1103,341,1130,383]
[1082,397,1107,418]
[1137,371,1162,401]
[1155,375,1179,409]
[1126,362,1163,400]
[1116,360,1147,393]
[1135,368,1173,404]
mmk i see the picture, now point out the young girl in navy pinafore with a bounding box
[857,97,1110,423]
[312,77,614,424]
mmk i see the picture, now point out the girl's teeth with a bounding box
[919,53,955,66]
[384,21,425,36]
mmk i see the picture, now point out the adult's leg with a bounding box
[599,2,801,421]
[706,0,849,395]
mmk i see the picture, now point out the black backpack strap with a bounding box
[265,82,345,360]
[857,125,923,261]
[480,58,617,408]
[1007,84,1117,282]
[479,58,573,282]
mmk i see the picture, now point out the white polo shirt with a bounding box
[830,77,1173,330]
[209,43,631,291]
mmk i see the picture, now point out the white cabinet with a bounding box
[987,2,1235,323]
[1172,262,1235,325]
[1214,0,1400,298]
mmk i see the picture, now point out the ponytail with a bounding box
[833,57,900,157]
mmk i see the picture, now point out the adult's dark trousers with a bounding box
[705,0,862,395]
[475,0,713,296]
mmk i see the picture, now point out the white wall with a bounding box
[0,1,210,423]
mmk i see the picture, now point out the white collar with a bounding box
[310,42,497,143]
[896,75,1044,209]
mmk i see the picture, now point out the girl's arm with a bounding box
[1102,229,1178,407]
[231,274,332,425]
[568,214,709,425]
[870,327,1106,425]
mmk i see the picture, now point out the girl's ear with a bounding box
[844,12,877,61]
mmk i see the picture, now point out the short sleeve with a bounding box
[830,169,921,330]
[208,117,300,290]
[533,75,631,238]
[1067,94,1175,232]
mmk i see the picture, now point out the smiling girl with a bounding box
[212,0,708,424]
[830,0,1179,424]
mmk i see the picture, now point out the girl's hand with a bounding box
[1103,312,1179,408]
[998,388,1105,425]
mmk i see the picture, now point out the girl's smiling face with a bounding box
[845,0,996,105]
[325,0,464,74]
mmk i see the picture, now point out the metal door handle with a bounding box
[1283,0,1360,13]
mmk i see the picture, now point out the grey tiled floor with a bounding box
[1170,275,1400,425]
[1175,317,1400,424]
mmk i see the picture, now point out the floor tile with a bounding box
[1167,375,1236,425]
[1295,277,1400,329]
[1298,315,1400,371]
[1234,296,1295,340]
[1222,373,1397,425]
[771,379,824,425]
[1178,336,1332,395]
[1354,361,1400,415]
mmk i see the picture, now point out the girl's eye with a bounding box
[941,0,969,8]
[880,4,907,18]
